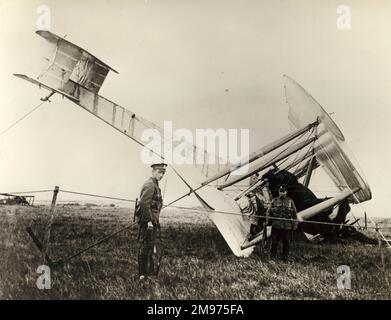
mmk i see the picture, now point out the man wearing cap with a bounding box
[267,185,298,261]
[135,163,167,280]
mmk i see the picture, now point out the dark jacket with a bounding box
[136,178,163,225]
[267,196,298,230]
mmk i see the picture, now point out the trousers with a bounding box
[270,227,290,259]
[137,222,159,276]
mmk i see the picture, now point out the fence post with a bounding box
[364,212,367,230]
[133,198,138,222]
[42,186,59,263]
[49,186,59,214]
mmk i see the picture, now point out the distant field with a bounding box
[0,204,390,299]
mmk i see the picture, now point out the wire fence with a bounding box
[2,187,390,234]
[3,186,390,281]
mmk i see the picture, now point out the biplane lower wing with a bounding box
[198,187,254,257]
[14,75,226,179]
[13,74,80,103]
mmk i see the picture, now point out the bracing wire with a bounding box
[0,100,48,136]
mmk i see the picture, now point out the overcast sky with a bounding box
[0,0,390,217]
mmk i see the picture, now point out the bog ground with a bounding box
[0,204,390,299]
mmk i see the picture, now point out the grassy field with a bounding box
[0,204,390,299]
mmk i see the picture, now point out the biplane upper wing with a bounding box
[283,75,371,203]
[35,30,118,94]
[15,30,227,179]
[15,30,254,257]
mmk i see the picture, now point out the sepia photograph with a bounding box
[0,0,390,306]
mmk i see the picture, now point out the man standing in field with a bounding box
[267,185,298,261]
[135,163,167,280]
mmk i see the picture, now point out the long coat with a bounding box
[136,177,163,225]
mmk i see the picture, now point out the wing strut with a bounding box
[233,150,315,200]
[303,154,316,187]
[218,136,317,190]
[201,120,318,186]
[241,187,361,249]
[298,187,360,220]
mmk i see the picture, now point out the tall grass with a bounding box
[0,205,390,299]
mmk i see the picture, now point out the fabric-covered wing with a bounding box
[15,31,228,179]
[198,187,254,257]
[36,30,117,94]
[283,75,371,203]
[14,30,249,257]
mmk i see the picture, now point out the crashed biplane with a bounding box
[15,30,371,258]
